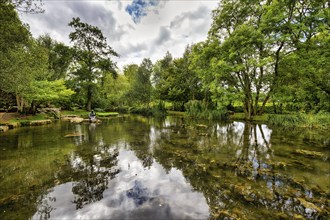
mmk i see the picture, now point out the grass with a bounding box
[267,113,330,128]
[230,112,330,128]
[96,112,119,117]
[7,113,48,123]
[229,113,268,122]
[61,109,119,118]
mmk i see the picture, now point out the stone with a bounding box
[0,125,9,132]
[61,115,84,123]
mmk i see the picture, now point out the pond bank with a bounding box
[0,111,120,132]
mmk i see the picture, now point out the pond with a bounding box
[0,116,329,219]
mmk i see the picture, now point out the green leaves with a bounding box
[26,80,75,103]
[68,17,119,110]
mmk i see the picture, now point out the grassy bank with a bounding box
[229,113,268,122]
[230,112,330,129]
[267,112,330,128]
[61,110,119,118]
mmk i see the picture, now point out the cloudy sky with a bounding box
[20,0,219,70]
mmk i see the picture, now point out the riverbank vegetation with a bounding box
[0,0,329,128]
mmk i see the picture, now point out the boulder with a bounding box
[0,125,9,132]
[61,115,84,123]
[69,117,84,123]
[82,119,102,124]
[29,120,52,126]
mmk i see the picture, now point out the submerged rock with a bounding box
[294,149,326,159]
[64,133,84,138]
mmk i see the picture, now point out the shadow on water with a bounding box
[0,115,329,219]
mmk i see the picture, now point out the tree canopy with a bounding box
[68,17,119,111]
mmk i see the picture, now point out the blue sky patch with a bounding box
[126,0,160,23]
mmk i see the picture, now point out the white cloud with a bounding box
[19,0,218,70]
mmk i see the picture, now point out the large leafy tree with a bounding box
[37,34,72,80]
[68,17,118,111]
[126,58,153,106]
[152,51,175,102]
[206,0,329,119]
[153,48,202,110]
[0,2,47,112]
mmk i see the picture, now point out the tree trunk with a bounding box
[86,86,92,111]
[16,95,24,113]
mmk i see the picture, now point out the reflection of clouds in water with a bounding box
[33,148,209,219]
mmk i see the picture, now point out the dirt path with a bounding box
[0,112,18,123]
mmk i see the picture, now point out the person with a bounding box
[89,110,96,122]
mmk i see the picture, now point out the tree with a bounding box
[0,39,52,112]
[152,51,175,102]
[9,0,44,13]
[0,2,30,52]
[0,2,31,108]
[152,48,202,111]
[206,0,329,119]
[100,74,129,110]
[68,17,118,111]
[37,34,72,80]
[126,58,153,106]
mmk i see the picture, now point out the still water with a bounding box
[0,116,329,219]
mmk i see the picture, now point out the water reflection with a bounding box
[33,147,209,219]
[0,116,329,220]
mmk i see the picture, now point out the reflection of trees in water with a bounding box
[149,119,329,219]
[122,117,154,169]
[70,147,120,209]
[35,190,56,219]
[234,123,272,179]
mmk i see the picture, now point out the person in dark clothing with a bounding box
[89,110,96,122]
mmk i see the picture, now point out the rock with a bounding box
[82,119,102,123]
[29,120,52,126]
[196,124,208,129]
[0,125,9,132]
[61,115,84,123]
[7,122,20,129]
[297,198,322,213]
[294,149,325,159]
[64,133,84,138]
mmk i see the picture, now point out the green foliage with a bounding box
[68,17,118,111]
[26,80,75,104]
[37,34,73,80]
[0,2,30,52]
[267,112,330,128]
[125,58,153,106]
[184,100,227,120]
[153,48,202,106]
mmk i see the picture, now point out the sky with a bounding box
[20,0,219,71]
